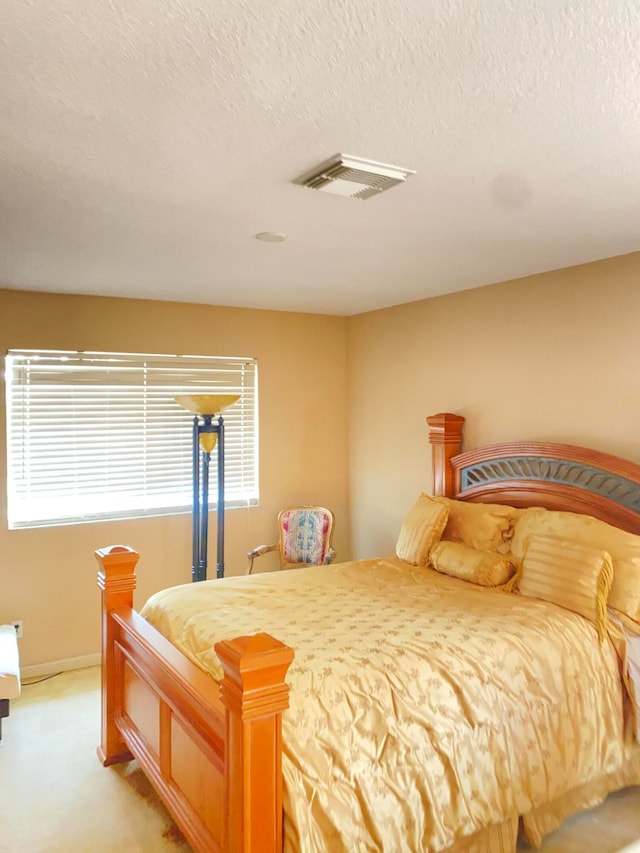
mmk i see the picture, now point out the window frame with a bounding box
[5,349,259,529]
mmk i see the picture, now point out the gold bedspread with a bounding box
[141,557,639,853]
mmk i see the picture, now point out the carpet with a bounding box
[2,665,640,852]
[0,666,190,852]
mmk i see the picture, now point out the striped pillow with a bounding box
[396,494,449,567]
[518,534,613,642]
[511,507,640,624]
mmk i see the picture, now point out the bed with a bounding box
[96,412,640,852]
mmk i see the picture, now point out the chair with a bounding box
[247,506,336,574]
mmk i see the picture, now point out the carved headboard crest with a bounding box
[426,413,640,535]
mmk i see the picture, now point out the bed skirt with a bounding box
[448,816,518,853]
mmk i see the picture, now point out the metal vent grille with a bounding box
[296,154,415,200]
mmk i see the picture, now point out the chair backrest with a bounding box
[277,506,334,569]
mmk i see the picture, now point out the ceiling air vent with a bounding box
[295,154,415,200]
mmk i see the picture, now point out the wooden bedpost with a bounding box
[427,413,465,497]
[96,544,139,767]
[217,633,294,853]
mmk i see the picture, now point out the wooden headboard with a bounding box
[427,413,640,535]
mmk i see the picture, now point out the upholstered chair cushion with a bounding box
[281,508,333,565]
[430,541,516,587]
[396,495,449,566]
[437,498,520,555]
[512,508,640,623]
[516,533,613,642]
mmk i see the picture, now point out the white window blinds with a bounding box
[6,350,258,529]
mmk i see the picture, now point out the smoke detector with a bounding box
[295,154,415,200]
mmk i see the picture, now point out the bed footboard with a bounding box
[96,545,294,853]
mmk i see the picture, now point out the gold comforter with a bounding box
[141,557,639,852]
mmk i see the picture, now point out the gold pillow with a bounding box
[518,533,613,642]
[430,541,516,587]
[396,494,449,567]
[512,508,640,624]
[437,498,520,555]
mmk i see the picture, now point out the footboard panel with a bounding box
[106,607,225,850]
[97,546,293,853]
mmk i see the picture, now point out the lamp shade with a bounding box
[174,394,240,416]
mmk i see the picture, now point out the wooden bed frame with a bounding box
[97,412,640,852]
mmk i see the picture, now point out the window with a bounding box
[6,350,258,529]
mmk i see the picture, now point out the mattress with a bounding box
[141,557,639,853]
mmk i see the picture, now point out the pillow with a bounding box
[437,498,520,555]
[430,541,516,587]
[512,507,640,623]
[517,533,613,642]
[396,494,449,566]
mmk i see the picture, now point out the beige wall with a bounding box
[0,290,350,667]
[4,251,640,667]
[347,252,640,559]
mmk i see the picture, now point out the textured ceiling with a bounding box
[1,1,639,315]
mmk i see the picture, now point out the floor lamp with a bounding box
[175,394,239,582]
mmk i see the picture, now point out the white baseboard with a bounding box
[21,652,100,679]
